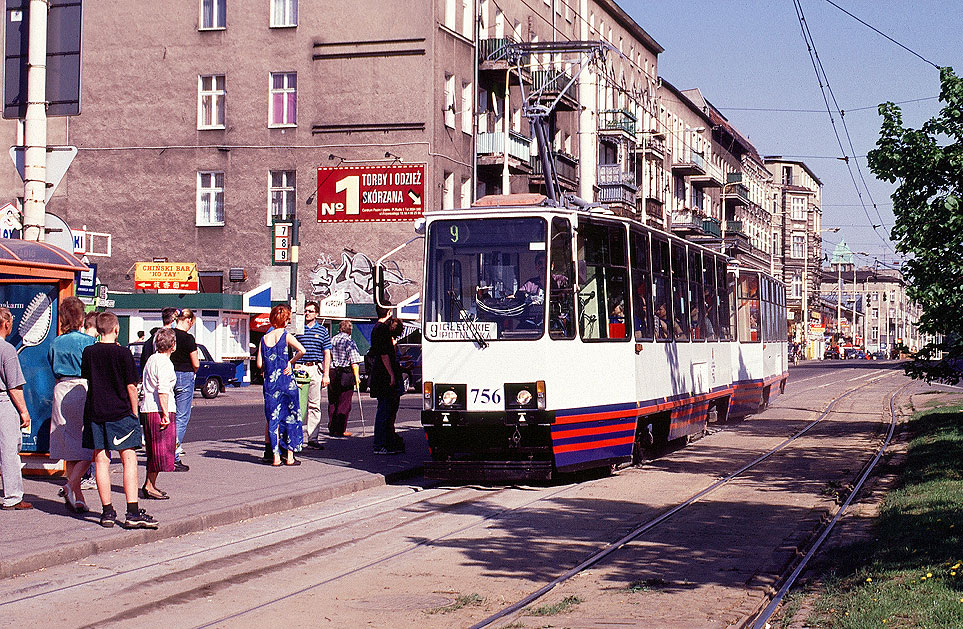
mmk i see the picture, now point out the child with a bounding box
[81,312,158,529]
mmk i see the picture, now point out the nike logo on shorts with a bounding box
[113,429,136,446]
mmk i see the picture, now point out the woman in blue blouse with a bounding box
[48,296,97,512]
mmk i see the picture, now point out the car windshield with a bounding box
[425,217,548,340]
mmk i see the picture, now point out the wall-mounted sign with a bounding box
[133,262,198,291]
[272,221,293,265]
[317,292,347,319]
[316,163,426,223]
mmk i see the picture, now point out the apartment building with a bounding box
[766,157,823,340]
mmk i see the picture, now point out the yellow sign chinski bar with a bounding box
[133,262,199,291]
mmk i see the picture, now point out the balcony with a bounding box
[690,162,724,188]
[596,164,636,208]
[598,108,637,140]
[671,208,705,234]
[645,197,664,223]
[530,151,579,190]
[597,185,636,207]
[671,151,706,177]
[478,38,527,71]
[723,172,751,204]
[642,133,666,161]
[701,217,722,238]
[531,69,578,110]
[476,131,532,169]
[725,220,744,234]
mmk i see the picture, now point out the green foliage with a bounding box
[426,593,484,614]
[868,66,963,381]
[524,595,583,616]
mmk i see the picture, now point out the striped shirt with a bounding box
[296,322,332,363]
[330,332,363,368]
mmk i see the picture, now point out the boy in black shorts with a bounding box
[81,312,158,529]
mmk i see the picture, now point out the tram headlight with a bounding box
[440,389,459,407]
[515,389,533,406]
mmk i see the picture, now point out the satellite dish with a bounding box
[43,212,75,253]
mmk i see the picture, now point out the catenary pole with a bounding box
[22,0,48,242]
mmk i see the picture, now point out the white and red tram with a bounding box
[419,195,788,481]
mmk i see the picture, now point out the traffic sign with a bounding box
[133,262,198,292]
[75,262,96,298]
[316,163,426,223]
[9,145,77,203]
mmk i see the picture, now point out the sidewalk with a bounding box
[0,416,428,579]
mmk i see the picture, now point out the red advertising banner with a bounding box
[316,164,426,223]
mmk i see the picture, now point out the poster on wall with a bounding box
[0,283,58,452]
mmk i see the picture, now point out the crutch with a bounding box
[355,380,367,436]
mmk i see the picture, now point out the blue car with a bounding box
[130,341,241,399]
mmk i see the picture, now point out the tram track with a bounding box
[0,365,902,627]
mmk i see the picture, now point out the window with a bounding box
[461,0,472,37]
[670,243,689,341]
[549,218,576,339]
[652,236,672,341]
[442,171,454,209]
[791,233,805,259]
[197,172,224,226]
[444,74,455,128]
[630,229,653,341]
[269,72,297,126]
[702,254,719,341]
[737,273,760,343]
[791,196,806,220]
[782,165,792,185]
[791,274,802,300]
[674,174,685,202]
[270,0,297,27]
[198,75,225,129]
[270,170,296,222]
[461,81,472,134]
[460,176,471,208]
[691,186,704,212]
[577,220,629,341]
[200,0,226,29]
[445,0,456,29]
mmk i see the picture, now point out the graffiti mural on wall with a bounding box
[308,250,415,303]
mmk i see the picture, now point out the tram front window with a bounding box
[426,218,548,340]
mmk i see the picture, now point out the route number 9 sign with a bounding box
[316,164,426,223]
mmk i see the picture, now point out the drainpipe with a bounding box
[22,0,48,242]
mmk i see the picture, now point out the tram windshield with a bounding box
[425,217,548,340]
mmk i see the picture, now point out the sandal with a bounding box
[284,459,301,466]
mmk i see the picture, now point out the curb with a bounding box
[0,464,424,580]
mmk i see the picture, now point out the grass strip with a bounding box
[795,402,963,628]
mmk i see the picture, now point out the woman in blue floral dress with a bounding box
[257,304,306,466]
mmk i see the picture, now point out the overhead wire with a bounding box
[821,0,941,70]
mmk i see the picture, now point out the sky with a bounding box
[620,0,959,269]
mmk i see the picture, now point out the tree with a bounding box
[868,66,963,382]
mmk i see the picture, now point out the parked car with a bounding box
[129,340,241,399]
[358,342,422,394]
[824,346,840,360]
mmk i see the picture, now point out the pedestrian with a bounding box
[327,320,363,437]
[47,296,96,513]
[0,307,33,510]
[81,312,157,528]
[139,307,178,373]
[170,308,199,471]
[257,304,306,466]
[83,311,99,337]
[139,327,176,500]
[296,300,331,449]
[136,331,145,342]
[369,305,404,455]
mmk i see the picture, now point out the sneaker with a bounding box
[373,447,390,455]
[124,509,159,529]
[175,445,186,458]
[306,440,325,450]
[1,500,33,510]
[100,509,117,528]
[81,477,97,490]
[173,461,190,472]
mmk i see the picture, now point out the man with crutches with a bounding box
[327,320,364,438]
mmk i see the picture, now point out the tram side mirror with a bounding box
[413,217,426,235]
[577,260,588,284]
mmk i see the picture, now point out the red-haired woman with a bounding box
[256,304,306,466]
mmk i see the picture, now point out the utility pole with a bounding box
[22,0,48,242]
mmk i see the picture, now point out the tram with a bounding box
[418,194,788,481]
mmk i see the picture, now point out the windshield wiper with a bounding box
[447,290,489,349]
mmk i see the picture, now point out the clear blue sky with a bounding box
[621,0,956,268]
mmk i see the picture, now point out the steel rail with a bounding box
[469,372,897,628]
[749,381,909,628]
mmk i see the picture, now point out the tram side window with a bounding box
[703,255,719,341]
[576,221,630,341]
[717,264,731,340]
[670,242,690,341]
[737,273,760,342]
[630,229,653,340]
[688,248,706,340]
[652,236,673,341]
[549,217,576,339]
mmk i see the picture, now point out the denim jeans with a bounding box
[173,371,196,460]
[372,388,401,451]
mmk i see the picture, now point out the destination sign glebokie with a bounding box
[133,262,198,292]
[316,164,426,223]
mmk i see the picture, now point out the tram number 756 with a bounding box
[470,388,502,405]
